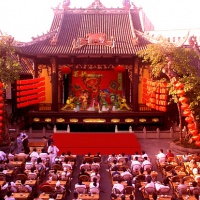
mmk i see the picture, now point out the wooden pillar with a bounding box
[132,59,139,112]
[51,57,58,111]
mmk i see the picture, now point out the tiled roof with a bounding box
[17,8,150,57]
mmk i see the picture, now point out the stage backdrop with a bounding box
[71,70,123,103]
[53,132,141,155]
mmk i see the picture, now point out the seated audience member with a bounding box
[156,149,166,163]
[54,181,65,193]
[141,176,155,194]
[2,177,17,192]
[182,153,190,162]
[155,178,170,193]
[25,156,34,170]
[189,159,198,172]
[39,148,49,161]
[72,191,81,200]
[166,149,174,159]
[142,157,152,171]
[8,150,15,160]
[117,152,128,162]
[17,179,32,192]
[0,160,5,169]
[59,152,66,162]
[28,167,38,180]
[35,157,46,171]
[80,160,90,171]
[132,151,142,161]
[121,167,132,180]
[189,181,200,195]
[33,192,43,200]
[4,191,15,200]
[16,149,28,160]
[108,153,117,163]
[110,159,120,171]
[89,177,100,193]
[75,179,86,193]
[141,150,149,159]
[90,168,100,182]
[0,150,7,161]
[112,178,124,194]
[176,179,188,195]
[30,148,39,162]
[62,158,73,170]
[49,169,59,181]
[5,160,14,170]
[131,156,141,172]
[78,168,90,179]
[49,193,57,200]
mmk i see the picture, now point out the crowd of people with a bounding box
[1,131,200,200]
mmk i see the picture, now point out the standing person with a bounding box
[47,142,59,169]
[20,130,28,139]
[48,135,54,147]
[22,135,30,154]
[42,136,48,152]
[16,134,22,153]
[9,137,16,153]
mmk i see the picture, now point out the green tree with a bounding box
[0,34,22,145]
[137,37,200,143]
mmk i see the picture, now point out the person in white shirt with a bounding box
[2,180,17,192]
[4,191,15,200]
[39,148,49,161]
[131,157,141,172]
[142,157,152,171]
[20,130,28,139]
[156,149,166,163]
[141,150,149,159]
[30,148,39,162]
[0,150,6,161]
[112,178,124,194]
[47,142,59,169]
[89,177,99,194]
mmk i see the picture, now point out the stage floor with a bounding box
[53,132,141,155]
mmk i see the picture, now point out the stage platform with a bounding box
[52,132,141,155]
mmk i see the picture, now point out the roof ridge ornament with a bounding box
[87,0,106,9]
[72,33,115,50]
[62,0,71,10]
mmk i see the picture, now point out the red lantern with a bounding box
[177,90,185,96]
[0,123,2,127]
[0,110,3,115]
[185,116,193,123]
[0,116,2,121]
[0,104,3,109]
[190,129,198,135]
[183,109,191,116]
[192,135,200,141]
[61,66,71,74]
[181,103,189,110]
[179,97,188,103]
[188,123,196,129]
[195,140,200,147]
[0,82,2,88]
[175,82,184,89]
[0,130,2,134]
[114,65,126,73]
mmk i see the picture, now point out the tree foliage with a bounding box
[0,34,22,86]
[137,37,200,129]
[0,33,22,145]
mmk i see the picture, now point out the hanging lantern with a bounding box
[0,123,2,127]
[181,103,189,110]
[0,82,2,88]
[190,129,198,135]
[192,135,200,141]
[0,116,2,121]
[175,82,184,89]
[177,90,185,96]
[114,65,126,73]
[179,97,188,103]
[0,103,3,109]
[0,110,3,115]
[183,109,191,116]
[0,130,2,134]
[188,123,196,129]
[61,66,71,74]
[185,116,193,123]
[195,140,200,147]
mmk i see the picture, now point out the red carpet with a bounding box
[52,132,141,155]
